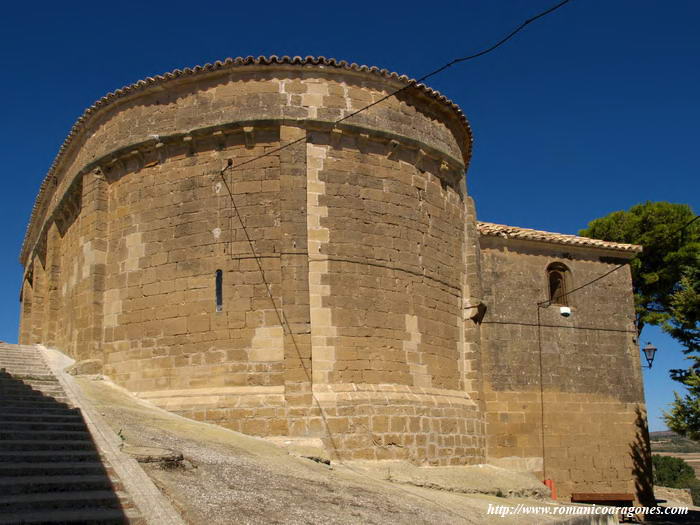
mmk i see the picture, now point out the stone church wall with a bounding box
[17,57,650,486]
[19,59,484,465]
[479,236,650,501]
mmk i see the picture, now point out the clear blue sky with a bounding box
[0,0,697,432]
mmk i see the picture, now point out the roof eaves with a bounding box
[476,221,643,253]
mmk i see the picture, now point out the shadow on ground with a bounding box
[0,367,131,523]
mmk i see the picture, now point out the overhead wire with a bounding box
[533,214,698,480]
[221,0,572,176]
[538,214,699,308]
[215,1,574,518]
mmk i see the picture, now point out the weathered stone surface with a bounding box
[478,235,649,501]
[122,445,184,465]
[17,57,650,502]
[66,359,104,375]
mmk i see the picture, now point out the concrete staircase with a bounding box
[0,344,143,524]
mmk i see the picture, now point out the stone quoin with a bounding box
[18,56,651,501]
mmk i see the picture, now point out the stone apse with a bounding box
[18,56,652,501]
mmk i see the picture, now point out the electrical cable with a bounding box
[221,0,572,176]
[537,305,547,481]
[531,214,699,483]
[214,2,574,517]
[220,153,473,525]
[538,262,627,308]
[538,214,699,308]
[334,0,572,127]
[532,214,698,483]
[532,208,698,493]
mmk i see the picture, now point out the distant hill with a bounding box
[651,430,700,453]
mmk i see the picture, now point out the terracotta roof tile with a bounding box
[477,221,642,253]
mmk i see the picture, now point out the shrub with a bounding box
[653,455,696,488]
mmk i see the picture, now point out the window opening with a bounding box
[215,269,223,312]
[547,263,571,306]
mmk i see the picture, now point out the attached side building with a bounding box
[477,222,649,500]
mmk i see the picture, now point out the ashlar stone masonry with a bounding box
[18,56,652,502]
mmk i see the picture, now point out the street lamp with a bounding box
[642,342,657,369]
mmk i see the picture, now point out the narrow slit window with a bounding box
[215,270,223,312]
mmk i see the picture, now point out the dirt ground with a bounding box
[74,376,597,525]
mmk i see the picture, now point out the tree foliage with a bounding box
[579,202,700,332]
[652,454,696,488]
[665,266,700,358]
[665,264,700,438]
[581,202,700,440]
[665,373,700,441]
[579,201,699,335]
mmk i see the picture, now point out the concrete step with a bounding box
[0,386,65,395]
[0,391,69,400]
[0,385,64,392]
[0,400,73,409]
[0,370,55,382]
[0,360,48,366]
[0,412,83,422]
[0,387,62,395]
[0,507,144,524]
[0,372,56,379]
[0,361,49,366]
[0,370,52,377]
[0,391,68,405]
[0,405,79,415]
[0,430,91,441]
[0,450,102,463]
[0,390,67,406]
[0,461,108,477]
[0,351,43,356]
[1,420,86,431]
[0,390,66,399]
[0,489,125,512]
[0,383,64,392]
[0,474,121,496]
[0,361,47,369]
[0,378,60,388]
[0,369,52,375]
[0,363,45,368]
[0,440,96,452]
[0,397,69,406]
[0,364,46,368]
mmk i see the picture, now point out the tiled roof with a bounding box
[477,222,642,253]
[21,56,473,263]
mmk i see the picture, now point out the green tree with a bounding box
[581,202,700,440]
[652,454,695,487]
[665,374,700,441]
[652,454,700,504]
[665,266,700,357]
[663,252,700,437]
[579,201,699,335]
